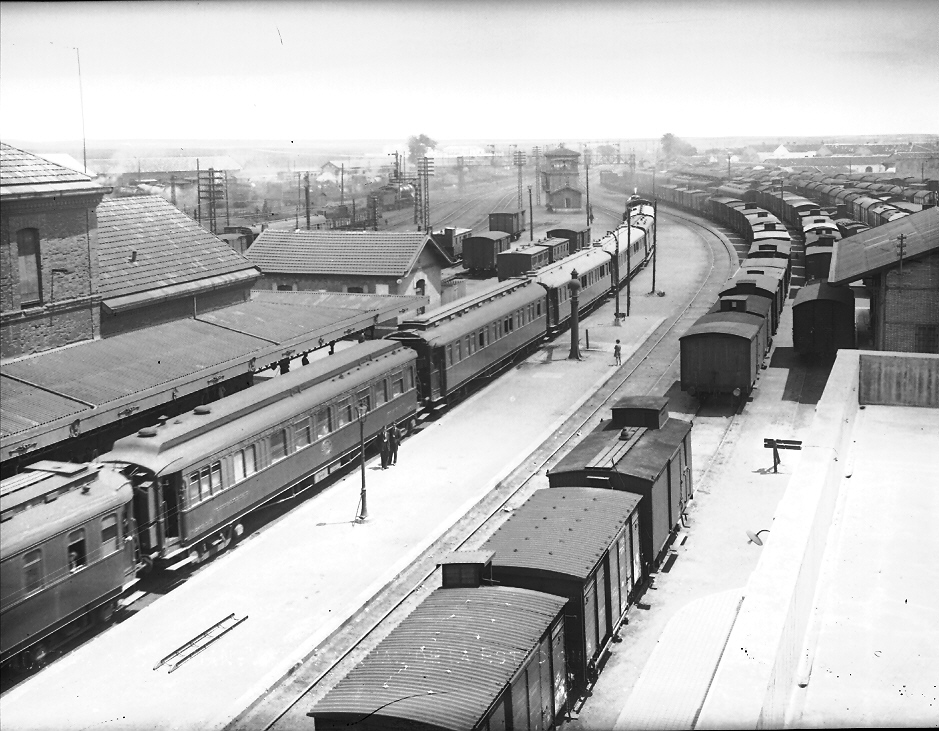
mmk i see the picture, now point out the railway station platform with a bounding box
[0,311,667,730]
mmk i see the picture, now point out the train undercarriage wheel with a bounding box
[188,546,204,566]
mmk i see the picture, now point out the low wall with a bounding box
[696,350,862,729]
[859,351,939,407]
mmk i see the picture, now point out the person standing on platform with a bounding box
[614,339,622,366]
[389,424,400,466]
[380,426,390,469]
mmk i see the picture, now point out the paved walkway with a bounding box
[614,589,743,730]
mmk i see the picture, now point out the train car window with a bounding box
[336,399,352,428]
[234,452,246,482]
[295,418,312,448]
[376,380,388,406]
[356,389,371,414]
[455,339,462,361]
[446,344,453,366]
[315,408,331,438]
[537,301,542,316]
[23,549,43,593]
[408,366,415,390]
[188,472,201,504]
[200,466,211,497]
[210,462,222,492]
[101,514,119,555]
[68,529,87,571]
[466,335,473,356]
[391,373,404,397]
[271,429,288,460]
[244,445,257,475]
[479,331,485,349]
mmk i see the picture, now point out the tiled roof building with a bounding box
[246,230,451,308]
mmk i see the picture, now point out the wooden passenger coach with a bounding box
[1,462,137,669]
[104,340,418,566]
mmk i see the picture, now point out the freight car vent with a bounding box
[438,551,494,589]
[610,396,669,430]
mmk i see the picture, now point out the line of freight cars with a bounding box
[2,210,656,672]
[629,171,858,362]
[310,396,693,731]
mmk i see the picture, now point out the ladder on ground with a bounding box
[153,613,247,673]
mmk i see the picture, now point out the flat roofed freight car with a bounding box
[309,583,568,731]
[462,231,513,272]
[104,340,418,566]
[680,311,766,399]
[547,397,692,578]
[489,209,527,241]
[792,280,856,357]
[1,461,136,668]
[481,488,642,691]
[496,243,550,280]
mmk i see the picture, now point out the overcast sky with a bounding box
[1,0,937,145]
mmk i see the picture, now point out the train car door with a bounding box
[159,475,181,545]
[131,476,159,557]
[430,348,445,401]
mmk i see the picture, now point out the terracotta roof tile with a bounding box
[96,196,258,298]
[246,229,451,276]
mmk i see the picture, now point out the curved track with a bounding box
[229,205,740,731]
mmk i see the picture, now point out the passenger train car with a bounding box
[1,462,137,671]
[103,341,419,567]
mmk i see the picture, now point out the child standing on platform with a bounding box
[614,339,622,366]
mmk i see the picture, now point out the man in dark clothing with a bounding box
[379,427,390,469]
[389,425,400,465]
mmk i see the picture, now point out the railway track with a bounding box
[228,204,739,731]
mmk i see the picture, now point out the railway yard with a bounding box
[2,154,937,731]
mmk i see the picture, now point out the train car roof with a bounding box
[720,274,779,297]
[104,343,414,475]
[680,312,764,341]
[405,284,546,348]
[711,294,773,318]
[793,280,855,308]
[483,487,641,580]
[747,241,792,256]
[1,466,131,557]
[465,231,511,242]
[534,230,637,288]
[400,279,533,330]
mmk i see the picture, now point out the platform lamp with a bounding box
[568,269,583,360]
[606,230,622,325]
[354,401,369,523]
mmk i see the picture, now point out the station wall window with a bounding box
[17,228,42,307]
[23,549,43,594]
[68,529,87,571]
[315,408,332,438]
[101,514,119,555]
[295,418,312,449]
[271,429,288,461]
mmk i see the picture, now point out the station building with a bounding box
[829,206,939,353]
[246,229,452,309]
[1,144,428,476]
[542,146,584,212]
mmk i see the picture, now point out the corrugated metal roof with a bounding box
[484,488,641,580]
[309,586,567,731]
[246,230,451,276]
[0,142,103,199]
[829,206,939,285]
[96,196,258,299]
[250,288,428,314]
[0,376,89,439]
[196,299,375,344]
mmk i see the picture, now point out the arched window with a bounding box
[17,228,42,307]
[865,166,873,173]
[415,278,426,297]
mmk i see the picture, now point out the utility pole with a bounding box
[457,156,465,194]
[528,185,534,241]
[340,164,345,205]
[626,216,632,316]
[418,156,434,231]
[727,153,732,179]
[305,173,311,230]
[514,147,526,212]
[651,200,658,294]
[532,146,542,205]
[584,146,592,226]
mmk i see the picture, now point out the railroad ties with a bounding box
[153,613,248,673]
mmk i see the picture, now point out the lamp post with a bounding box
[651,200,658,294]
[607,229,622,325]
[528,185,534,241]
[568,269,582,360]
[626,217,632,316]
[355,402,368,523]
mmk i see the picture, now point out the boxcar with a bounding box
[489,210,526,240]
[709,295,772,355]
[1,462,137,669]
[792,280,856,357]
[805,243,834,281]
[103,341,418,566]
[483,488,642,691]
[548,226,591,253]
[547,397,692,578]
[310,579,569,731]
[389,280,547,404]
[462,231,513,272]
[720,273,783,333]
[540,236,571,263]
[680,312,765,398]
[496,244,550,280]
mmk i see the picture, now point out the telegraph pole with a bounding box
[532,146,542,205]
[584,146,592,226]
[896,233,906,275]
[651,200,658,293]
[528,185,534,241]
[305,172,311,230]
[514,147,526,212]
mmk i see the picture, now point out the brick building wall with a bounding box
[1,193,104,358]
[874,251,939,353]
